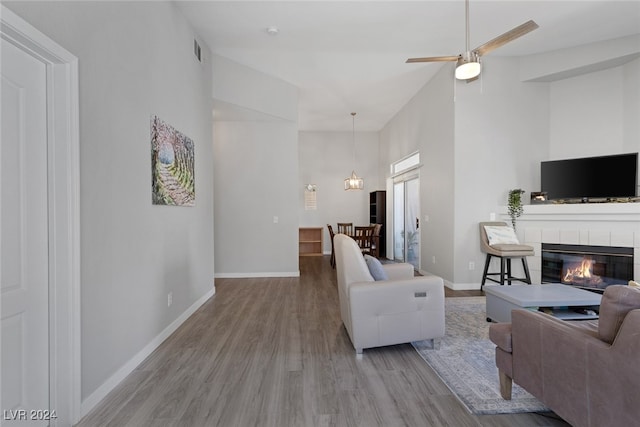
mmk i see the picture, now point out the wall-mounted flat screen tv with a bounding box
[541,153,638,201]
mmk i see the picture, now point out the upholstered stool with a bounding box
[479,222,534,290]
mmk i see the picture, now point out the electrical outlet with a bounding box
[432,256,436,264]
[167,292,173,307]
[273,216,279,223]
[469,261,475,271]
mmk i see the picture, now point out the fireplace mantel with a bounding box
[496,203,639,283]
[501,203,640,223]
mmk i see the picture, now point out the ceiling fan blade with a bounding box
[474,20,539,57]
[406,55,460,64]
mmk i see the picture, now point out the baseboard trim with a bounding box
[214,271,300,278]
[79,286,216,418]
[417,270,481,291]
[445,281,482,291]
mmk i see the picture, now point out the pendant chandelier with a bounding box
[344,112,364,190]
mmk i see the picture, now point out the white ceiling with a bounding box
[176,1,640,131]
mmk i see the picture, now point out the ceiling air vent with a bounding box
[194,39,202,62]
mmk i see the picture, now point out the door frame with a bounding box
[1,6,81,425]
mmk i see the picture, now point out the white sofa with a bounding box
[334,234,445,354]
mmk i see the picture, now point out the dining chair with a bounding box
[353,225,375,255]
[337,222,353,235]
[327,224,336,268]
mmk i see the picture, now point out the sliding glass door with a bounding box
[393,177,420,270]
[393,182,405,261]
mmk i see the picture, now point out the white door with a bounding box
[1,38,50,425]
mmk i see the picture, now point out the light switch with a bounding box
[273,216,279,223]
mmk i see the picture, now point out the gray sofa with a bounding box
[489,285,640,427]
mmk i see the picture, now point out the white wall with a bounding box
[623,58,640,155]
[550,66,625,158]
[520,34,640,83]
[549,58,640,181]
[453,58,550,285]
[214,121,299,276]
[5,0,215,405]
[298,131,380,254]
[379,64,456,279]
[212,53,298,122]
[211,56,300,277]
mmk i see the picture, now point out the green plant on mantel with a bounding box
[508,189,525,230]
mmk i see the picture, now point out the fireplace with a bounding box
[541,243,634,293]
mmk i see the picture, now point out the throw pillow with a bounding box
[364,255,389,281]
[484,225,520,246]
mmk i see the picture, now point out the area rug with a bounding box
[412,296,550,415]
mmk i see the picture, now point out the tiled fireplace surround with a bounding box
[498,203,640,285]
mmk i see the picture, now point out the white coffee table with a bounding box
[484,284,602,323]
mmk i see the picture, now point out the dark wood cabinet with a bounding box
[369,191,386,257]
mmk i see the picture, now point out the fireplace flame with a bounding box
[563,258,603,285]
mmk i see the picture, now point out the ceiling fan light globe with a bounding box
[455,59,481,80]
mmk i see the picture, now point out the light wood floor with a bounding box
[77,256,569,427]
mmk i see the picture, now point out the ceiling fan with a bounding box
[406,0,538,82]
